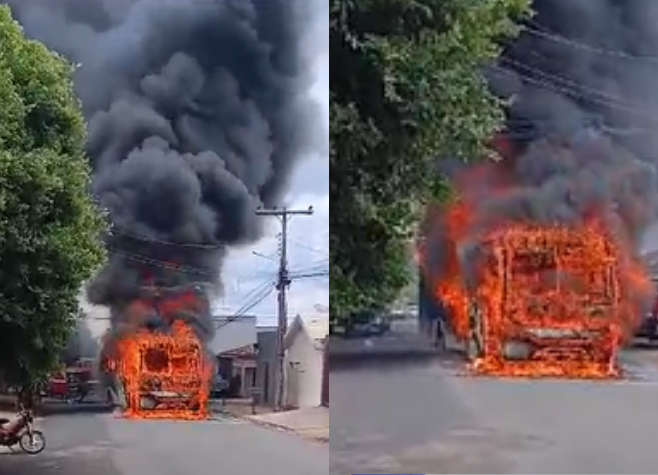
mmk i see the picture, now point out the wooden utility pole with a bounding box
[256,206,313,410]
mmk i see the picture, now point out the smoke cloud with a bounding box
[485,0,658,239]
[420,1,658,321]
[4,0,324,344]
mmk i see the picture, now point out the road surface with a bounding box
[330,348,658,474]
[0,412,327,475]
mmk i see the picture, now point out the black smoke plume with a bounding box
[5,0,324,344]
[423,1,658,309]
[484,0,658,238]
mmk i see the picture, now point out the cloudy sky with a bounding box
[217,1,329,326]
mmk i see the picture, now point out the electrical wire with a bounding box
[235,280,274,310]
[290,271,329,280]
[290,264,328,276]
[289,258,329,274]
[500,56,646,113]
[106,225,224,249]
[522,21,658,65]
[491,61,658,124]
[291,239,328,256]
[214,283,275,330]
[106,246,216,277]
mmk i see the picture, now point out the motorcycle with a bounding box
[0,407,46,454]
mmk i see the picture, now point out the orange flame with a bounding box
[110,320,211,420]
[470,224,625,379]
[419,160,652,379]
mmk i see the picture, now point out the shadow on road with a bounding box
[326,329,467,370]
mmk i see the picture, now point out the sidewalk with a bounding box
[246,406,329,443]
[210,398,274,417]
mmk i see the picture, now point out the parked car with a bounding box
[636,313,658,341]
[634,281,658,342]
[210,375,229,399]
[331,310,391,338]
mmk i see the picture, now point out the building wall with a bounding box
[321,346,328,407]
[285,331,323,408]
[232,358,257,398]
[255,328,277,405]
[209,315,257,355]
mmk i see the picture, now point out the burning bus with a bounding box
[462,224,623,378]
[101,283,213,419]
[109,322,210,419]
[419,130,655,379]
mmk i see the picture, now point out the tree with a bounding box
[0,6,105,386]
[330,0,530,321]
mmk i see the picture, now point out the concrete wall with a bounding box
[255,327,277,405]
[208,315,257,355]
[285,331,323,408]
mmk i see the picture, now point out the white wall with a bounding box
[285,331,323,408]
[209,315,257,355]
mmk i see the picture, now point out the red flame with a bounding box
[104,285,212,420]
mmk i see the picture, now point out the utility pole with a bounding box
[256,206,314,410]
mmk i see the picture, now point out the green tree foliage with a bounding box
[330,0,530,320]
[0,6,105,384]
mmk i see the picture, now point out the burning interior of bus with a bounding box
[101,283,214,420]
[465,225,623,379]
[112,322,210,419]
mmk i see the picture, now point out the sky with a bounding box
[211,2,328,325]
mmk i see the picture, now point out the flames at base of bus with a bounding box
[105,321,211,420]
[421,207,651,380]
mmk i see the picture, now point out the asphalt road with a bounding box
[330,348,658,474]
[0,412,327,475]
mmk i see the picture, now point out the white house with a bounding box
[283,314,329,409]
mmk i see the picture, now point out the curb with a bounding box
[245,416,329,443]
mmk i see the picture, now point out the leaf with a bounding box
[0,6,105,384]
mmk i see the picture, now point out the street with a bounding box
[0,412,327,475]
[330,348,658,474]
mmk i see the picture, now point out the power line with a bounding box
[291,239,328,256]
[106,247,216,276]
[500,57,646,113]
[289,268,328,277]
[290,259,329,272]
[491,61,658,124]
[214,284,275,330]
[290,272,329,280]
[522,22,658,65]
[107,225,223,249]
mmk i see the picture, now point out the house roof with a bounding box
[285,314,329,350]
[218,344,257,359]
